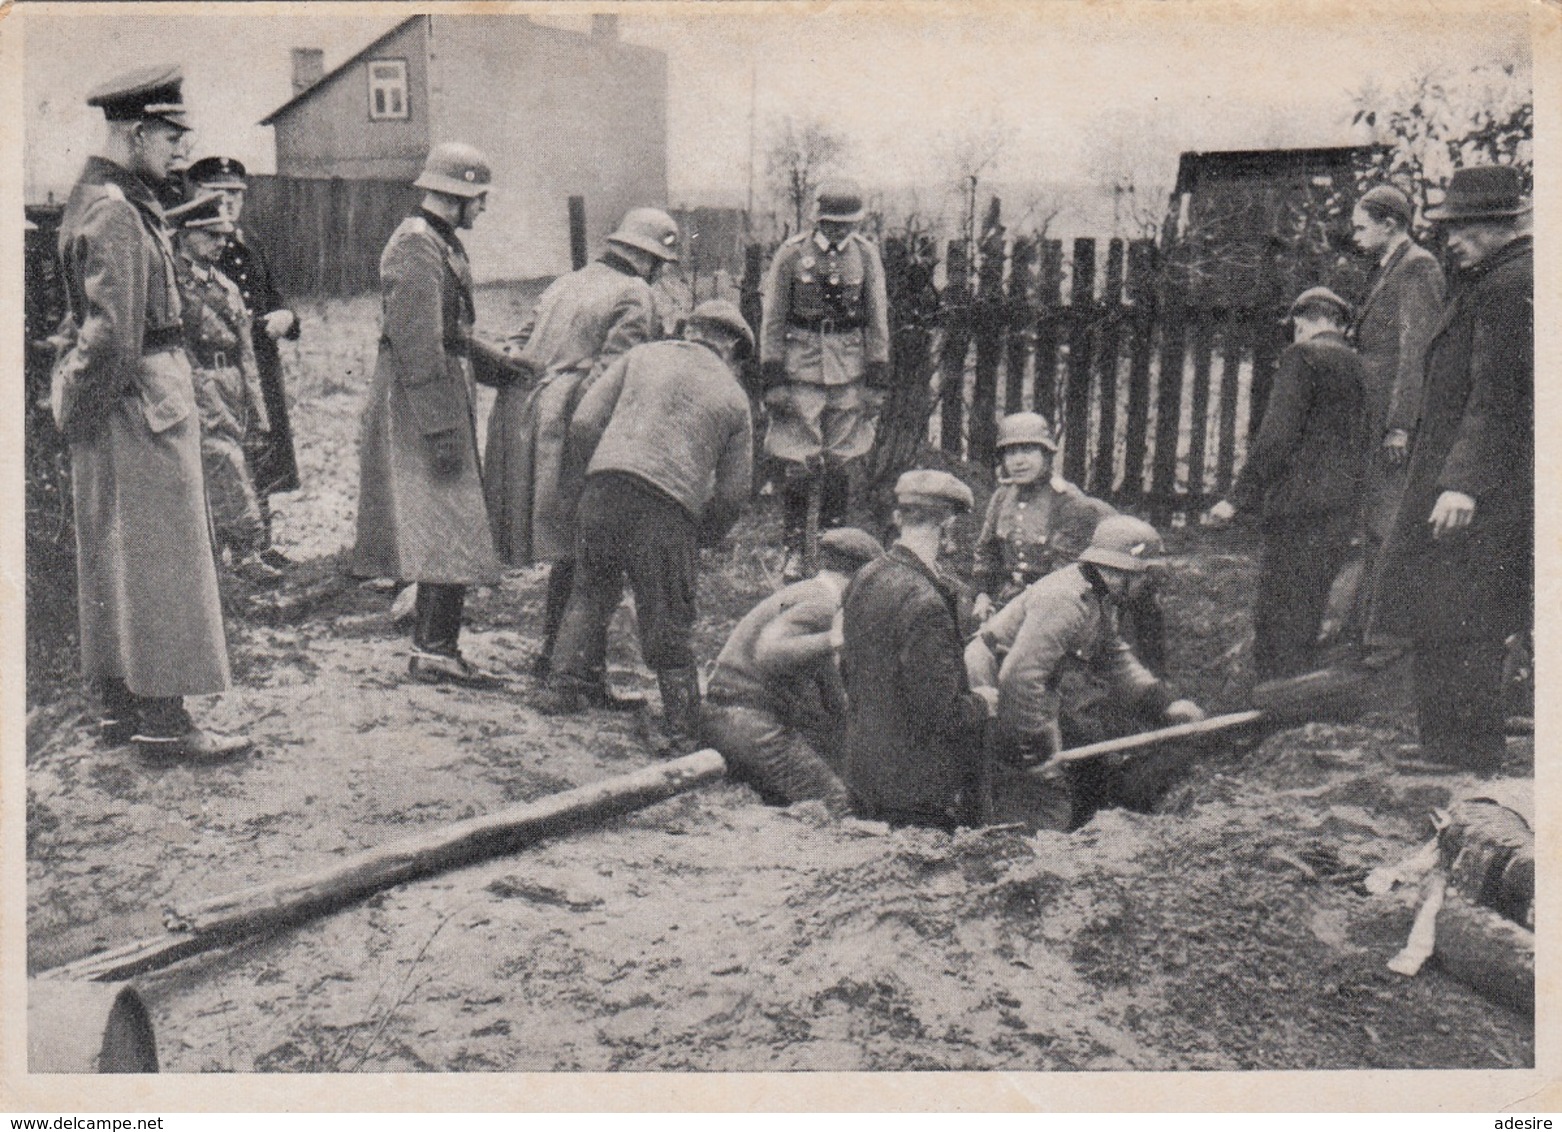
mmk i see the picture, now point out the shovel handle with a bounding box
[1031,709,1266,771]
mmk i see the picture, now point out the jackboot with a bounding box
[821,462,851,531]
[533,560,576,680]
[94,677,140,747]
[132,697,255,764]
[408,583,505,690]
[653,666,704,757]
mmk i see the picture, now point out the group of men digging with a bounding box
[51,64,1533,830]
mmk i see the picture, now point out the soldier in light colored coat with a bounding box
[351,143,506,689]
[759,180,891,574]
[52,65,248,761]
[482,208,676,680]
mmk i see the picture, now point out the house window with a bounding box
[368,59,408,120]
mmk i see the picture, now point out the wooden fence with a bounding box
[743,231,1294,522]
[243,175,422,297]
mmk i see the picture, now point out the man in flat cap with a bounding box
[702,526,884,808]
[966,515,1204,829]
[1376,165,1533,773]
[186,156,303,567]
[839,469,992,829]
[53,64,251,760]
[351,142,506,688]
[169,192,275,581]
[759,179,891,579]
[1208,286,1369,680]
[1348,184,1446,655]
[539,300,755,756]
[482,207,676,688]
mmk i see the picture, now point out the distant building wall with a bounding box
[271,16,431,181]
[429,15,668,280]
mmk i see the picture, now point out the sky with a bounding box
[19,0,1534,214]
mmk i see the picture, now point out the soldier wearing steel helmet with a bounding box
[351,142,505,688]
[965,514,1204,829]
[759,179,891,577]
[482,206,677,694]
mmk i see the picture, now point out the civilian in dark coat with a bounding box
[1210,287,1368,680]
[840,470,991,829]
[1375,166,1533,772]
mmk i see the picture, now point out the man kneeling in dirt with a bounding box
[966,515,1205,830]
[702,527,884,808]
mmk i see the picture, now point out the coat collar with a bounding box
[1426,236,1531,345]
[417,207,465,256]
[1355,238,1416,326]
[887,542,955,595]
[81,156,165,219]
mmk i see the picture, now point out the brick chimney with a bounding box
[291,48,325,95]
[591,14,619,42]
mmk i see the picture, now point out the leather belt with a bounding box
[787,315,865,333]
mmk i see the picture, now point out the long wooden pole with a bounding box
[1032,710,1264,771]
[46,750,728,984]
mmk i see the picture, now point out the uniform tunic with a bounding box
[971,476,1115,602]
[759,230,890,463]
[175,253,270,552]
[218,231,301,496]
[54,157,229,698]
[351,211,500,585]
[482,257,660,565]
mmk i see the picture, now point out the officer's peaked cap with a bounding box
[895,469,974,514]
[166,192,234,233]
[187,156,248,190]
[87,64,190,131]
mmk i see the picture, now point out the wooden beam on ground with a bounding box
[1034,710,1265,770]
[45,750,728,984]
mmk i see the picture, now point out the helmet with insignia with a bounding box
[86,63,191,132]
[1078,515,1165,573]
[166,192,234,234]
[816,179,866,223]
[996,412,1059,453]
[607,207,681,263]
[187,156,248,191]
[413,142,493,199]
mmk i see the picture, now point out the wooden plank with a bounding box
[1149,301,1188,523]
[1003,237,1036,414]
[1032,239,1065,422]
[1214,313,1249,494]
[969,226,1008,468]
[1036,711,1265,768]
[1091,238,1126,496]
[45,751,729,984]
[1061,237,1097,485]
[938,239,972,455]
[1184,311,1217,503]
[1120,239,1158,502]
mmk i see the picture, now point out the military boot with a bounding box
[652,667,705,757]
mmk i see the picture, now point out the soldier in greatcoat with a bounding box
[52,65,249,760]
[1375,166,1533,773]
[169,192,275,580]
[186,156,304,567]
[350,142,509,689]
[483,208,677,688]
[759,180,891,577]
[1347,184,1447,653]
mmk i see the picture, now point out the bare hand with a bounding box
[263,310,297,340]
[974,686,999,717]
[1164,699,1206,725]
[427,430,464,477]
[1382,429,1410,467]
[1428,490,1476,538]
[972,593,995,623]
[1206,499,1236,527]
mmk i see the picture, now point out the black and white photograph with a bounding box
[7,0,1554,1108]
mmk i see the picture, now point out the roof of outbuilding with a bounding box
[258,15,425,126]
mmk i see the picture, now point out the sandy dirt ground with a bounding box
[26,290,1534,1072]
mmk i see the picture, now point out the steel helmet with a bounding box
[413,142,493,199]
[816,179,866,223]
[996,412,1059,453]
[1077,515,1165,573]
[607,207,681,262]
[687,298,755,357]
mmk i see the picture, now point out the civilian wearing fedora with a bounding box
[1375,166,1533,772]
[701,527,884,808]
[540,302,755,754]
[351,143,505,689]
[840,471,990,829]
[53,65,250,761]
[186,156,304,555]
[1210,288,1370,680]
[169,192,275,578]
[759,180,891,574]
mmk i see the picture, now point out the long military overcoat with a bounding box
[482,258,659,565]
[1351,239,1446,538]
[1375,236,1532,644]
[351,212,500,585]
[220,231,301,496]
[54,157,229,698]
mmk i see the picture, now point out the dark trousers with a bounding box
[413,582,466,655]
[1253,513,1353,681]
[551,472,699,683]
[1412,637,1507,770]
[539,558,575,667]
[780,461,850,544]
[701,698,847,806]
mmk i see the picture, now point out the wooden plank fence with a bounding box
[243,175,423,297]
[742,224,1293,522]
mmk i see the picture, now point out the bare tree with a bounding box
[764,116,849,233]
[1082,107,1179,239]
[930,114,1014,251]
